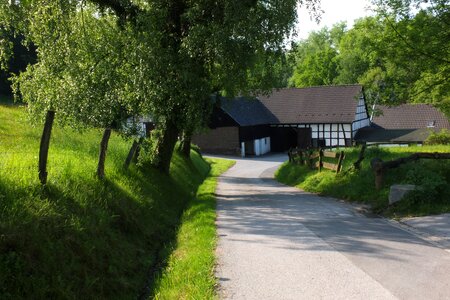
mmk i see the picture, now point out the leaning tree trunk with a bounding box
[179,130,192,158]
[124,139,139,169]
[133,137,144,163]
[97,128,112,179]
[153,120,179,174]
[38,110,56,185]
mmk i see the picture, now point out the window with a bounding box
[427,120,436,128]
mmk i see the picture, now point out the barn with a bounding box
[192,97,278,156]
[258,85,369,150]
[193,84,370,156]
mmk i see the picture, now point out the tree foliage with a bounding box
[288,0,449,116]
[1,0,312,173]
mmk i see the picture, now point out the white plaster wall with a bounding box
[254,139,261,156]
[253,137,271,156]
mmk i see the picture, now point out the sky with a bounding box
[294,0,375,40]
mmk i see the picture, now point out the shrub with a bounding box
[424,129,450,145]
[402,161,448,204]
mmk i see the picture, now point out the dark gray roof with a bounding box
[258,85,363,123]
[219,97,279,126]
[372,104,450,130]
[354,128,434,143]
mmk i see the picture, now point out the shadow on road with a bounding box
[217,175,434,262]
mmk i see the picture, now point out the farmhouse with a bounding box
[355,104,450,144]
[192,84,370,156]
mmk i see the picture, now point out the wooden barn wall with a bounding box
[239,125,271,142]
[192,126,240,155]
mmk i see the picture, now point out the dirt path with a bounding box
[215,154,450,299]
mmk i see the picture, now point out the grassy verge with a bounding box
[276,145,450,217]
[0,104,211,299]
[151,157,235,299]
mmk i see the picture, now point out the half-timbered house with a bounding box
[259,85,369,150]
[193,84,370,156]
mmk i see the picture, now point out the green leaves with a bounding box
[288,2,449,116]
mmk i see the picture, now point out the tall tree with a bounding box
[87,0,309,173]
[289,23,345,87]
[1,0,319,174]
[2,2,140,180]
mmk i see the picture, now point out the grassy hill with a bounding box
[276,145,450,217]
[0,102,212,298]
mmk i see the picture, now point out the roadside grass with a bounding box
[276,145,450,217]
[152,157,235,300]
[0,104,211,299]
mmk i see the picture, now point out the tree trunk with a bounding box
[179,130,192,158]
[38,110,55,185]
[124,139,139,169]
[133,137,144,163]
[154,120,179,174]
[97,128,112,179]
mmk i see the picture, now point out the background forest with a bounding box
[283,0,449,116]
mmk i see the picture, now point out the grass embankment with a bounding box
[276,145,450,217]
[152,158,235,299]
[0,103,211,299]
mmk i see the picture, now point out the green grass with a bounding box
[0,104,212,299]
[151,158,235,300]
[276,145,450,217]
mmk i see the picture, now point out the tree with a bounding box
[1,2,141,181]
[88,0,308,173]
[1,0,319,175]
[289,23,345,87]
[0,28,36,96]
[287,2,449,116]
[368,0,450,114]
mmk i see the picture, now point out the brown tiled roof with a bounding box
[258,85,363,124]
[373,104,450,130]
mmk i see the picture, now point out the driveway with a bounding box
[214,154,450,299]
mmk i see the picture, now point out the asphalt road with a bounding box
[215,154,450,300]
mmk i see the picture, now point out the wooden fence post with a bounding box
[353,144,366,170]
[38,110,55,185]
[124,140,139,169]
[318,149,323,172]
[371,158,384,190]
[336,151,345,173]
[97,128,112,179]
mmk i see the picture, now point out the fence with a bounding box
[370,152,450,190]
[288,147,345,174]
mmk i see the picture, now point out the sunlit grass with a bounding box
[276,145,450,217]
[0,104,211,298]
[152,158,235,300]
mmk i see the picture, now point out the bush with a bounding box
[424,129,450,145]
[402,161,448,204]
